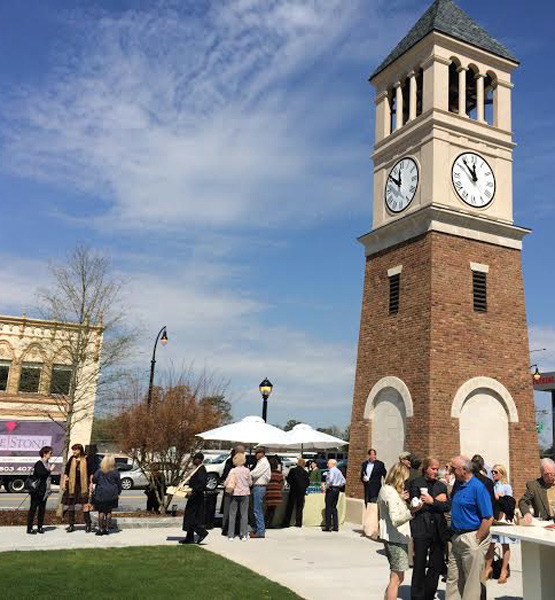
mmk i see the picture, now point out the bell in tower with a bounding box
[346,0,539,512]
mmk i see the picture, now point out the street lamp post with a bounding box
[259,378,273,423]
[147,326,168,406]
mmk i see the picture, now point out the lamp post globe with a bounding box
[259,378,273,422]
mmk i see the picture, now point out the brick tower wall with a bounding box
[346,231,539,500]
[346,233,433,499]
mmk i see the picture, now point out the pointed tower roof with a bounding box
[370,0,518,80]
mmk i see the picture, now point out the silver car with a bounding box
[120,467,149,491]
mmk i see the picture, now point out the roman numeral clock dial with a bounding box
[452,152,496,208]
[385,157,419,213]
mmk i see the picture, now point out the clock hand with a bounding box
[389,174,401,187]
[462,159,477,182]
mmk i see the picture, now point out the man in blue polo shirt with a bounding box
[446,456,493,600]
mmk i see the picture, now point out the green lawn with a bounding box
[0,546,302,600]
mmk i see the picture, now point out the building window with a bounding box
[389,273,401,314]
[18,362,43,393]
[50,365,73,396]
[0,360,11,391]
[473,271,487,312]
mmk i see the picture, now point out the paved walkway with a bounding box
[0,524,523,599]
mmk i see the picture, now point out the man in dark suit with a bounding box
[519,457,555,523]
[360,448,387,505]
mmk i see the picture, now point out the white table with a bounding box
[495,524,555,599]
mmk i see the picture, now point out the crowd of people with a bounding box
[26,443,122,536]
[23,440,555,599]
[362,446,555,600]
[213,445,345,542]
[25,442,337,540]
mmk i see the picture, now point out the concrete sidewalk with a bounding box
[0,524,523,600]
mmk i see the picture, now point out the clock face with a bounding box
[452,152,496,208]
[385,157,419,214]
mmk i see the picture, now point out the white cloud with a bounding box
[126,261,356,424]
[0,256,49,315]
[1,0,373,232]
[0,0,420,426]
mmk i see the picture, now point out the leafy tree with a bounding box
[113,370,229,512]
[283,419,301,431]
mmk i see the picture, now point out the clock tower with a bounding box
[346,0,539,507]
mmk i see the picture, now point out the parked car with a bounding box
[120,467,149,491]
[203,452,230,490]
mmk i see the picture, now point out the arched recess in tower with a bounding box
[452,377,519,475]
[364,376,414,470]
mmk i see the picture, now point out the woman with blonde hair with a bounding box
[92,454,122,536]
[377,462,412,600]
[224,452,252,541]
[484,463,516,584]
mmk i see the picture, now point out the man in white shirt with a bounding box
[250,446,271,538]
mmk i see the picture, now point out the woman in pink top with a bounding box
[225,453,252,541]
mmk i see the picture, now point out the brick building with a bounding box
[346,0,539,514]
[0,314,102,445]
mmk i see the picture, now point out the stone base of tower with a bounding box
[346,231,539,501]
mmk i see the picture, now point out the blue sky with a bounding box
[0,0,554,439]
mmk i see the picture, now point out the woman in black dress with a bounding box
[62,443,91,532]
[26,445,54,534]
[180,453,209,545]
[92,454,122,535]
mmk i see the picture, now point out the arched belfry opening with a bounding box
[389,86,396,133]
[401,78,410,125]
[466,64,479,119]
[448,59,461,114]
[484,72,496,126]
[415,68,423,117]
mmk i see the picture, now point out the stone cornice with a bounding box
[0,314,103,333]
[373,108,515,160]
[358,206,530,256]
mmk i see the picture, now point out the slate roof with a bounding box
[370,0,518,80]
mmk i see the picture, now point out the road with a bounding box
[0,488,225,514]
[0,489,152,512]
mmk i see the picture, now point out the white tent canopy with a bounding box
[197,415,291,447]
[285,423,348,450]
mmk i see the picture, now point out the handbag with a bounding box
[24,475,41,494]
[363,502,379,540]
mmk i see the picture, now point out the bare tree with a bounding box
[36,245,136,489]
[113,368,229,513]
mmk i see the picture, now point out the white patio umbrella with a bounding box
[284,423,348,450]
[197,415,291,447]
